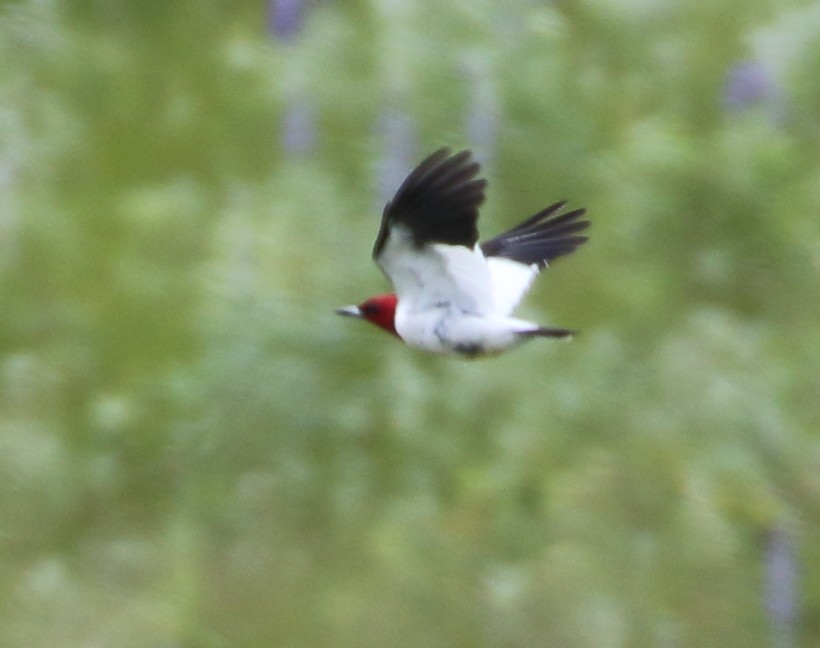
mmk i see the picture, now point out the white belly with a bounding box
[395,305,537,357]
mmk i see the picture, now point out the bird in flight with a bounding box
[336,148,589,358]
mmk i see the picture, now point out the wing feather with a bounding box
[373,148,486,258]
[483,202,589,315]
[481,202,589,269]
[373,149,495,316]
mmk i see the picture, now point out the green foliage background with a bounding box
[1,1,819,646]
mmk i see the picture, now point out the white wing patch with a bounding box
[375,224,496,316]
[486,256,542,316]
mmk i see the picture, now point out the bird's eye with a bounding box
[362,304,378,316]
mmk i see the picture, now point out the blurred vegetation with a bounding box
[1,0,820,646]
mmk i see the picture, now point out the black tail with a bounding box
[480,201,589,269]
[517,327,576,339]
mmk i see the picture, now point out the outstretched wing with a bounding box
[373,148,485,256]
[482,201,589,316]
[373,148,496,315]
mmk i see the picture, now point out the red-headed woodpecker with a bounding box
[336,148,589,358]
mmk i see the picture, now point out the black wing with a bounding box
[372,148,487,259]
[480,201,589,269]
